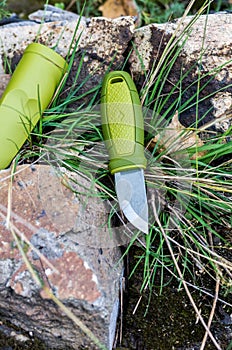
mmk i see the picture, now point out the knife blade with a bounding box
[101,71,148,234]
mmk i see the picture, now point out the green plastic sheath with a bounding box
[0,43,68,169]
[101,71,147,175]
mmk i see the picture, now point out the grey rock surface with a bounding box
[0,73,10,96]
[0,11,135,112]
[0,12,135,74]
[0,165,123,349]
[130,13,232,131]
[28,4,80,23]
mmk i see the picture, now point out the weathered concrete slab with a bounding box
[0,164,123,349]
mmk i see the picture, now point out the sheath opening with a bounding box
[110,77,124,84]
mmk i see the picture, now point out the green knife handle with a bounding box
[101,71,147,175]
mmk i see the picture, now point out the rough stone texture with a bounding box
[0,13,135,113]
[0,164,123,349]
[28,4,80,23]
[0,19,86,68]
[130,13,232,131]
[0,73,10,96]
[62,15,135,109]
[0,14,135,106]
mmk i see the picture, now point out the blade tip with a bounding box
[142,226,149,235]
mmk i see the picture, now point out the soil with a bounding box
[115,246,232,350]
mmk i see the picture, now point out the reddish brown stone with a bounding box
[0,164,123,349]
[43,251,101,302]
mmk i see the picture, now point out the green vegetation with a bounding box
[2,0,232,23]
[22,0,232,309]
[0,0,10,19]
[12,0,230,306]
[38,2,232,347]
[72,0,232,24]
[137,0,232,24]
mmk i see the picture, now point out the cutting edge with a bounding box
[115,169,148,234]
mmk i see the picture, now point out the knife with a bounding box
[101,71,148,234]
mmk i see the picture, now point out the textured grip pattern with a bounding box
[101,71,147,174]
[106,105,135,157]
[107,81,134,155]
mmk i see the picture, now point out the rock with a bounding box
[0,164,123,349]
[0,18,86,67]
[130,13,232,131]
[0,14,135,348]
[0,14,134,67]
[63,15,135,108]
[0,74,10,97]
[0,12,135,107]
[2,9,230,131]
[28,4,80,23]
